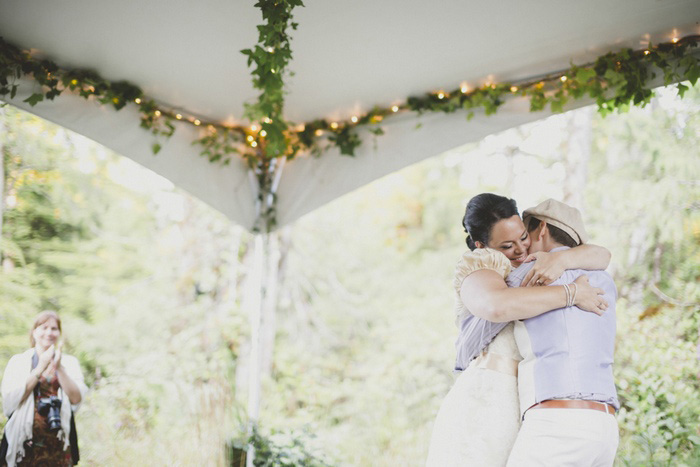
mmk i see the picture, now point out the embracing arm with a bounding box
[460,269,607,322]
[521,244,611,287]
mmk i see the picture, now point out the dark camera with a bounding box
[37,395,62,431]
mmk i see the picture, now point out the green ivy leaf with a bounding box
[152,143,162,154]
[23,93,44,106]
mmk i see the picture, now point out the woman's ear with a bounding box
[474,241,485,249]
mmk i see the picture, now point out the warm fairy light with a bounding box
[263,117,272,124]
[260,129,267,137]
[70,79,78,86]
[266,46,275,53]
[490,84,496,89]
[437,92,445,99]
[672,37,679,43]
[134,98,141,104]
[296,124,305,132]
[510,86,518,92]
[176,114,183,120]
[644,50,650,55]
[251,124,258,131]
[330,122,339,129]
[271,69,276,74]
[194,119,201,126]
[351,116,359,123]
[154,110,162,117]
[391,105,399,112]
[315,129,323,136]
[251,141,258,147]
[560,76,567,82]
[461,84,469,93]
[247,135,255,142]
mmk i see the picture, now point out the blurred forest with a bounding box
[0,82,698,466]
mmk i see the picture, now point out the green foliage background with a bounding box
[0,83,698,466]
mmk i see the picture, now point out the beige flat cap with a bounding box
[522,198,589,245]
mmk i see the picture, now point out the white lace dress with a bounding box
[426,249,522,467]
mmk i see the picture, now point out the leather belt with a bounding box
[529,399,616,415]
[469,350,519,376]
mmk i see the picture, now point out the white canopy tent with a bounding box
[1,0,699,231]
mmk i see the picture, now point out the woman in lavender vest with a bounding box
[425,193,610,466]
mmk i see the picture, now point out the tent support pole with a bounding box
[246,232,265,467]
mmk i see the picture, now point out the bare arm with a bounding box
[461,269,607,322]
[56,366,82,405]
[521,244,611,288]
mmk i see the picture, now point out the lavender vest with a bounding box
[506,247,619,417]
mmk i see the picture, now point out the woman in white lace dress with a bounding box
[426,193,610,466]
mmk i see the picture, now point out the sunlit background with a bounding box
[0,82,698,466]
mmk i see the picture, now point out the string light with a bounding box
[315,129,323,136]
[510,86,518,92]
[391,105,399,113]
[296,124,305,132]
[461,84,469,93]
[263,117,272,124]
[193,119,201,126]
[251,141,258,147]
[154,110,161,117]
[260,129,267,137]
[644,50,650,55]
[251,124,258,131]
[560,76,567,82]
[70,79,78,86]
[330,122,339,129]
[672,37,679,43]
[247,135,255,142]
[134,98,141,104]
[437,92,445,99]
[176,114,183,120]
[351,116,358,123]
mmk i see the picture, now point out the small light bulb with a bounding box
[330,122,339,129]
[266,46,274,53]
[251,125,258,131]
[176,114,182,120]
[271,69,276,74]
[671,37,679,43]
[437,92,445,99]
[194,119,201,126]
[510,86,518,92]
[296,124,306,132]
[260,130,267,137]
[351,116,358,123]
[154,110,162,117]
[315,129,323,136]
[71,79,78,86]
[391,105,399,112]
[247,135,254,142]
[134,98,141,104]
[644,50,650,55]
[560,76,567,82]
[461,85,469,93]
[251,141,258,148]
[263,117,272,124]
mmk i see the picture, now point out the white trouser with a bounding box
[506,408,619,466]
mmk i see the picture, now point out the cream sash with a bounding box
[469,350,519,376]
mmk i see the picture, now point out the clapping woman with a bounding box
[2,311,87,466]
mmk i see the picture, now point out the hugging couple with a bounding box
[426,193,619,466]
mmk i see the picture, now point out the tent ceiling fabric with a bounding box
[1,0,699,230]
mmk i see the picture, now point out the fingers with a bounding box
[521,269,535,287]
[523,254,537,263]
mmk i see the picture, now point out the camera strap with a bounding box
[31,351,40,399]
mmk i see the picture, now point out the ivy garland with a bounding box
[0,21,698,169]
